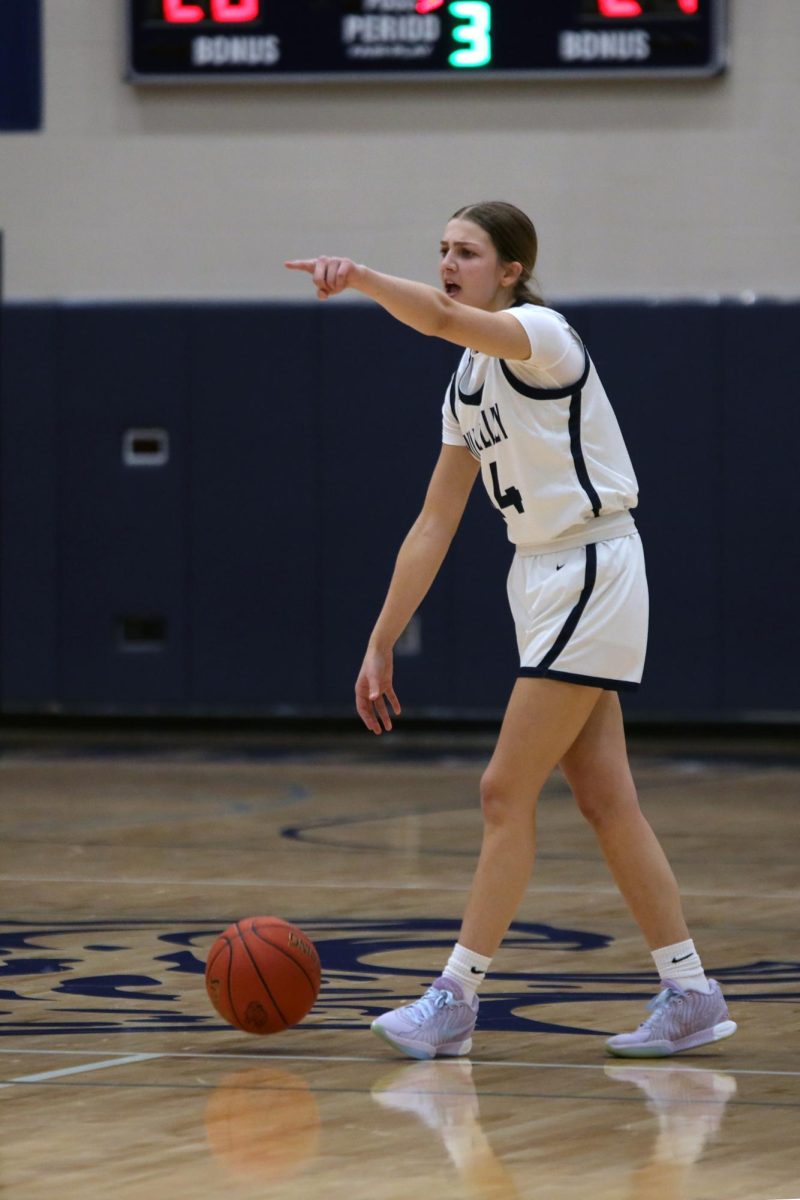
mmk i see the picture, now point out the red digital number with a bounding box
[597,0,700,15]
[162,0,260,22]
[163,0,204,21]
[597,0,643,15]
[211,0,260,20]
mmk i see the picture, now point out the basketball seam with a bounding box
[205,938,227,976]
[249,926,319,997]
[223,936,247,1032]
[237,920,290,1028]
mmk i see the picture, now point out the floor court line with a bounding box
[0,1047,798,1079]
[1,874,798,900]
[0,1052,161,1088]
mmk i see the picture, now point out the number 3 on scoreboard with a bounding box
[448,1,493,70]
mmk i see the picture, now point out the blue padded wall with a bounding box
[718,303,799,714]
[56,306,190,709]
[587,303,725,717]
[186,304,321,710]
[0,306,59,707]
[1,299,797,721]
[316,305,460,710]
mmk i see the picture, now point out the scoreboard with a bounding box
[127,0,727,83]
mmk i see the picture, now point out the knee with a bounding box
[574,788,610,827]
[573,780,640,828]
[479,768,536,829]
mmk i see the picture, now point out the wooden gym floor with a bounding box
[0,724,798,1199]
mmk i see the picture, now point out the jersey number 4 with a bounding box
[489,461,524,515]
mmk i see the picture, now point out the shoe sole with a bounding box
[605,1019,738,1059]
[370,1020,473,1061]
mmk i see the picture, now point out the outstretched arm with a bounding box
[356,444,480,734]
[285,256,531,361]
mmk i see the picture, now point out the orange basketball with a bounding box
[205,916,321,1035]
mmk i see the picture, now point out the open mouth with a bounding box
[444,282,461,298]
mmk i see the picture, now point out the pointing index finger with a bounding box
[284,259,317,272]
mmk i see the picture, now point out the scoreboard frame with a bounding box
[126,0,728,85]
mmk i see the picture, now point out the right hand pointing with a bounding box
[284,256,362,300]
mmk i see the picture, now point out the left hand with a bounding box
[355,644,401,735]
[284,256,363,300]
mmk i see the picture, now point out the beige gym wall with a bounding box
[1,0,797,300]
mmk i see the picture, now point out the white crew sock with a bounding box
[651,938,711,994]
[443,943,492,1002]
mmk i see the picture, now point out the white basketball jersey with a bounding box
[442,304,638,552]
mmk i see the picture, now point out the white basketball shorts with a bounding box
[507,532,649,691]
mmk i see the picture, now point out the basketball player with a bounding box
[285,202,736,1059]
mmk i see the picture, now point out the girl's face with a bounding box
[439,218,521,312]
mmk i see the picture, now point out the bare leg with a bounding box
[458,677,602,957]
[560,691,690,950]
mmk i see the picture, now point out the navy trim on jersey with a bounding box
[518,666,640,693]
[498,347,591,401]
[568,390,602,519]
[536,543,598,671]
[457,359,484,407]
[448,373,458,420]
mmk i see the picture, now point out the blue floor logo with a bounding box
[1,918,798,1037]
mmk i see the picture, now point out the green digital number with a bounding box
[448,1,492,70]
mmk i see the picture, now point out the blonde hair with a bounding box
[450,200,544,306]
